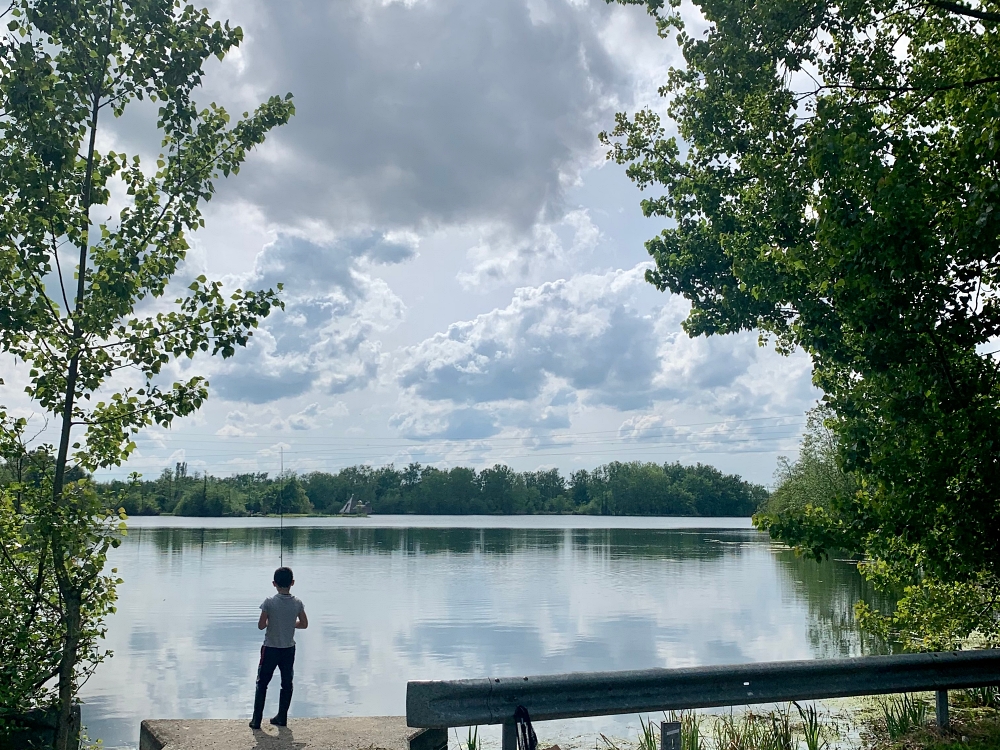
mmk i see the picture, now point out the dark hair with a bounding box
[273,567,293,588]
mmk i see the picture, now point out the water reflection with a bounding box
[772,548,894,658]
[82,521,878,749]
[131,525,749,558]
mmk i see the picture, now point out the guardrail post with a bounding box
[936,690,949,729]
[660,721,680,750]
[502,720,517,750]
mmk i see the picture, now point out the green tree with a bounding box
[302,469,346,513]
[262,476,312,515]
[0,0,293,745]
[225,471,268,515]
[106,461,766,518]
[479,464,519,514]
[525,468,568,512]
[569,470,591,509]
[763,408,857,517]
[602,0,1000,647]
[444,466,482,513]
[172,474,245,517]
[0,416,123,746]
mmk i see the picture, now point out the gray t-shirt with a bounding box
[260,593,304,649]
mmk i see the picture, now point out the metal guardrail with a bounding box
[407,650,1000,750]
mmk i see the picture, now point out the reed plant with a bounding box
[638,716,659,750]
[666,710,705,750]
[763,707,794,750]
[877,693,928,739]
[792,703,827,750]
[713,711,760,750]
[713,709,794,750]
[608,705,840,750]
[456,726,480,750]
[961,686,1000,708]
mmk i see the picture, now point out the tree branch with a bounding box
[0,537,35,589]
[12,244,70,339]
[44,180,74,316]
[797,74,1000,109]
[88,314,246,352]
[927,0,1000,23]
[78,400,182,427]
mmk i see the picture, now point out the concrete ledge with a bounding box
[139,717,447,750]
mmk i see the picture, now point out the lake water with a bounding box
[81,516,884,749]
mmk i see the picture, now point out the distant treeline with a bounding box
[96,461,768,517]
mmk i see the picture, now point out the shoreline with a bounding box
[119,514,757,529]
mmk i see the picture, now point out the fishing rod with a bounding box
[279,446,284,566]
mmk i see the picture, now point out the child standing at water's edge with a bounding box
[250,566,308,730]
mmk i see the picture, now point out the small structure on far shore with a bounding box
[339,496,371,516]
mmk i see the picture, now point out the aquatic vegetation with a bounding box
[638,716,659,750]
[666,710,705,750]
[672,705,837,750]
[793,703,828,750]
[763,708,795,750]
[623,705,840,750]
[456,726,480,750]
[877,694,928,739]
[960,687,1000,709]
[712,711,759,750]
[861,697,1000,749]
[713,709,794,750]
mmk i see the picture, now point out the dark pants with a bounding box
[252,645,295,725]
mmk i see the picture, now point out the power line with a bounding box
[121,425,805,459]
[106,438,805,478]
[127,420,806,456]
[116,432,803,462]
[137,413,806,444]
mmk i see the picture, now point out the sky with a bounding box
[7,0,820,486]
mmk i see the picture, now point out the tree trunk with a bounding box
[54,588,81,750]
[50,19,109,748]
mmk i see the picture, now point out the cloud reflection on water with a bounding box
[81,521,877,748]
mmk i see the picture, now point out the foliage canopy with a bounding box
[603,0,1000,648]
[99,459,767,518]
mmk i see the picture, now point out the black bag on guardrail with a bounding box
[514,706,537,750]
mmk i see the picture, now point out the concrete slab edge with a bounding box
[138,720,163,750]
[137,718,446,750]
